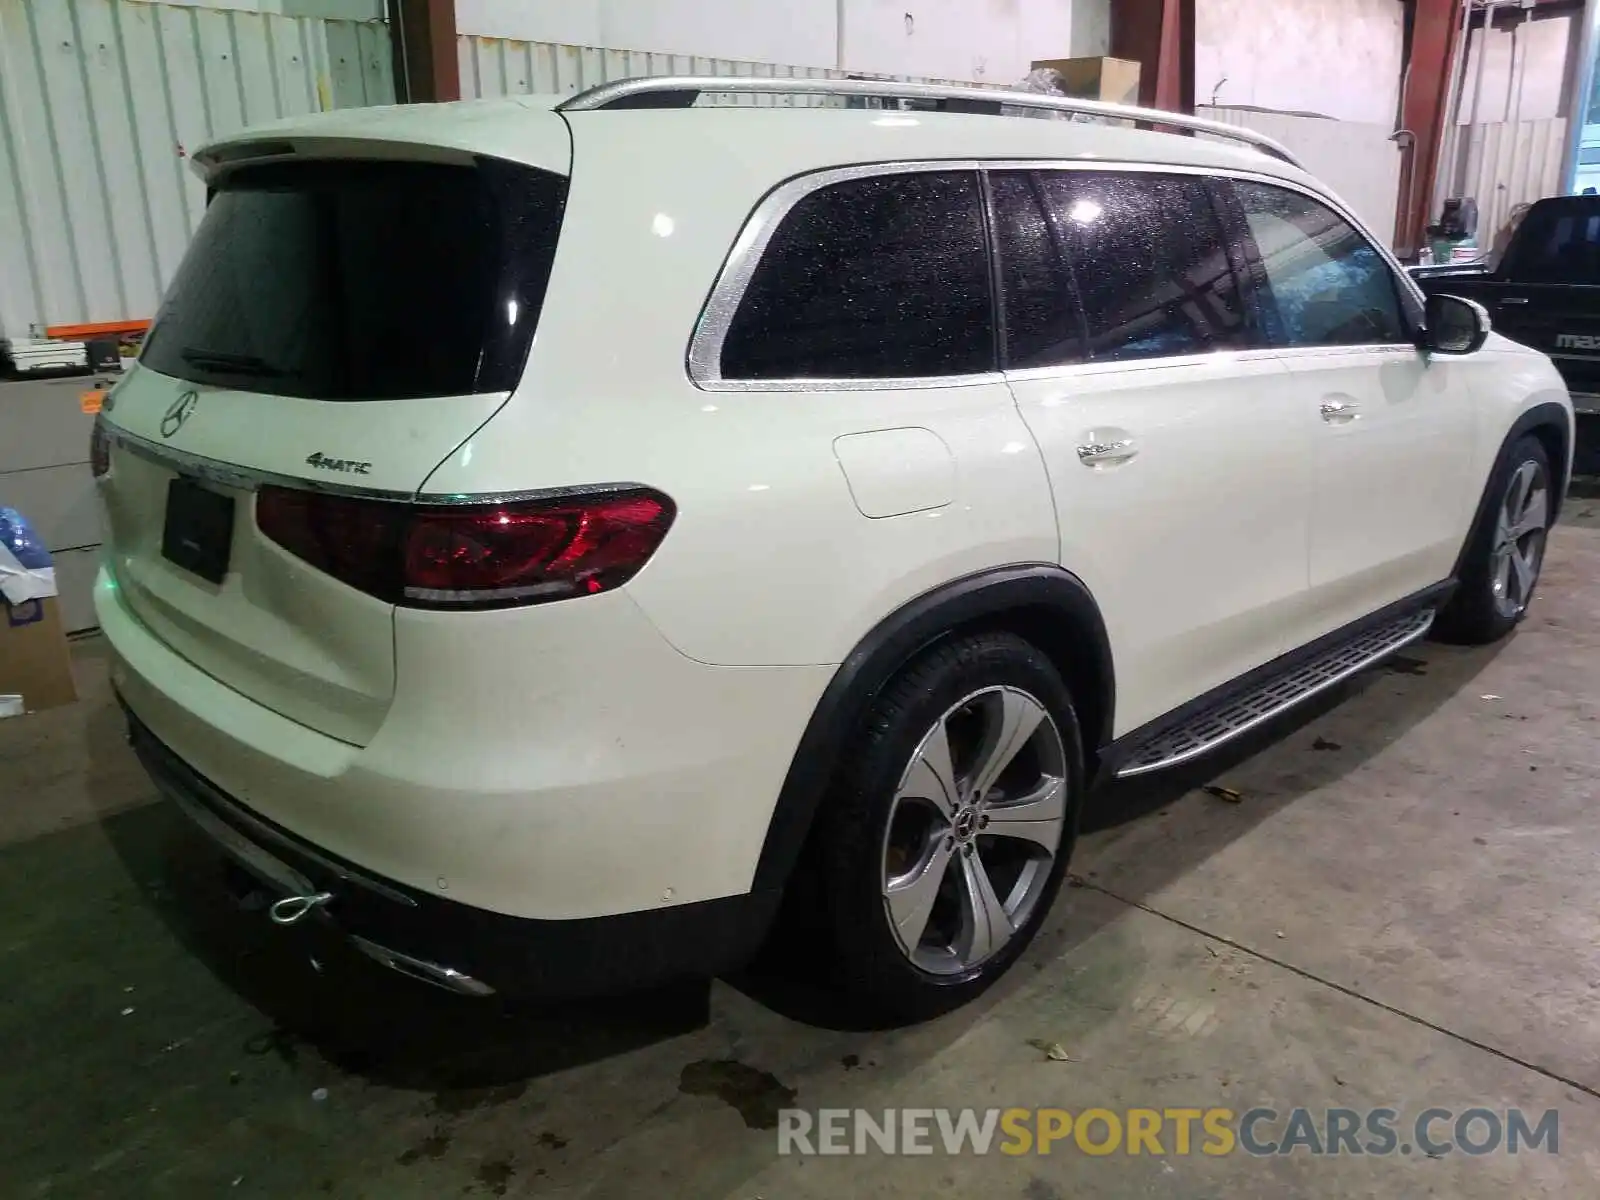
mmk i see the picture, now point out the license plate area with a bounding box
[161,477,236,584]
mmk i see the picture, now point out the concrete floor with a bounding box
[6,494,1600,1198]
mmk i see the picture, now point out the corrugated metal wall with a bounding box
[453,34,973,105]
[1198,105,1403,248]
[0,4,966,339]
[0,0,393,340]
[456,37,846,103]
[1433,118,1569,257]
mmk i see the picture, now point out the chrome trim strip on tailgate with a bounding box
[100,417,649,508]
[104,419,415,501]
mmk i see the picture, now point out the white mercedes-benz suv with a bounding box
[95,78,1572,1019]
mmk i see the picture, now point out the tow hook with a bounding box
[268,891,334,926]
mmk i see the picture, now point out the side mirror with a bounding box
[1423,293,1490,355]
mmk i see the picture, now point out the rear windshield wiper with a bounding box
[179,347,291,377]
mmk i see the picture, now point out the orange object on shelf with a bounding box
[43,319,150,340]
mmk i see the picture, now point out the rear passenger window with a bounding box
[719,171,994,380]
[1232,182,1407,347]
[1036,172,1248,363]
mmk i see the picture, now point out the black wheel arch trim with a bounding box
[1450,401,1571,582]
[749,563,1115,895]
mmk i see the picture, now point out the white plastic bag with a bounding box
[0,507,56,606]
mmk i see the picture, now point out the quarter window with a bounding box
[718,171,994,381]
[1035,171,1248,363]
[1232,181,1407,347]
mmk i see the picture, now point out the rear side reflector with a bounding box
[256,487,674,610]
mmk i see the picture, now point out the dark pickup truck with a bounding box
[1411,194,1600,415]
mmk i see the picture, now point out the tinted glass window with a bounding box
[1233,182,1406,347]
[990,171,1084,369]
[141,158,567,400]
[719,171,994,380]
[1036,172,1247,362]
[1512,203,1600,284]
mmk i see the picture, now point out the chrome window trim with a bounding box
[699,371,1008,393]
[690,158,1423,393]
[1003,343,1421,387]
[101,418,646,507]
[1002,347,1285,384]
[1271,344,1422,361]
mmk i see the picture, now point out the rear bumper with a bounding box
[127,711,777,997]
[97,565,830,920]
[97,559,833,996]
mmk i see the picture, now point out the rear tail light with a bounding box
[256,486,675,609]
[90,421,111,479]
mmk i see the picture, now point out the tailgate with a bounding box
[98,145,569,745]
[99,370,508,745]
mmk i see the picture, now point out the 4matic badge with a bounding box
[305,452,372,476]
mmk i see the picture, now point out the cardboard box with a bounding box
[0,596,78,713]
[1031,56,1143,106]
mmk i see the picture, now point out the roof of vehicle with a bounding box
[194,92,1316,190]
[1524,193,1600,211]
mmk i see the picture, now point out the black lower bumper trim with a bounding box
[125,712,779,999]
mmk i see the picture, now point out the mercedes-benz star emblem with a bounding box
[160,391,198,439]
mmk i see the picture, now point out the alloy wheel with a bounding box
[1490,459,1549,620]
[880,685,1069,975]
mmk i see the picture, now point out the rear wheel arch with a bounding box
[1521,410,1571,517]
[1452,401,1571,582]
[749,564,1115,897]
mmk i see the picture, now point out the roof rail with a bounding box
[556,76,1302,167]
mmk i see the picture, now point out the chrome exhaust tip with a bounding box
[349,935,496,997]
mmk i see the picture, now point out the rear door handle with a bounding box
[1320,400,1360,423]
[1500,297,1530,305]
[1076,438,1138,465]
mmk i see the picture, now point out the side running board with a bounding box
[1116,608,1436,778]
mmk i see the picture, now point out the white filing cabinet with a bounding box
[0,377,107,633]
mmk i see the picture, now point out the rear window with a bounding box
[140,157,567,400]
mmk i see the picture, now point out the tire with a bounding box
[814,631,1084,1021]
[1434,433,1554,645]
